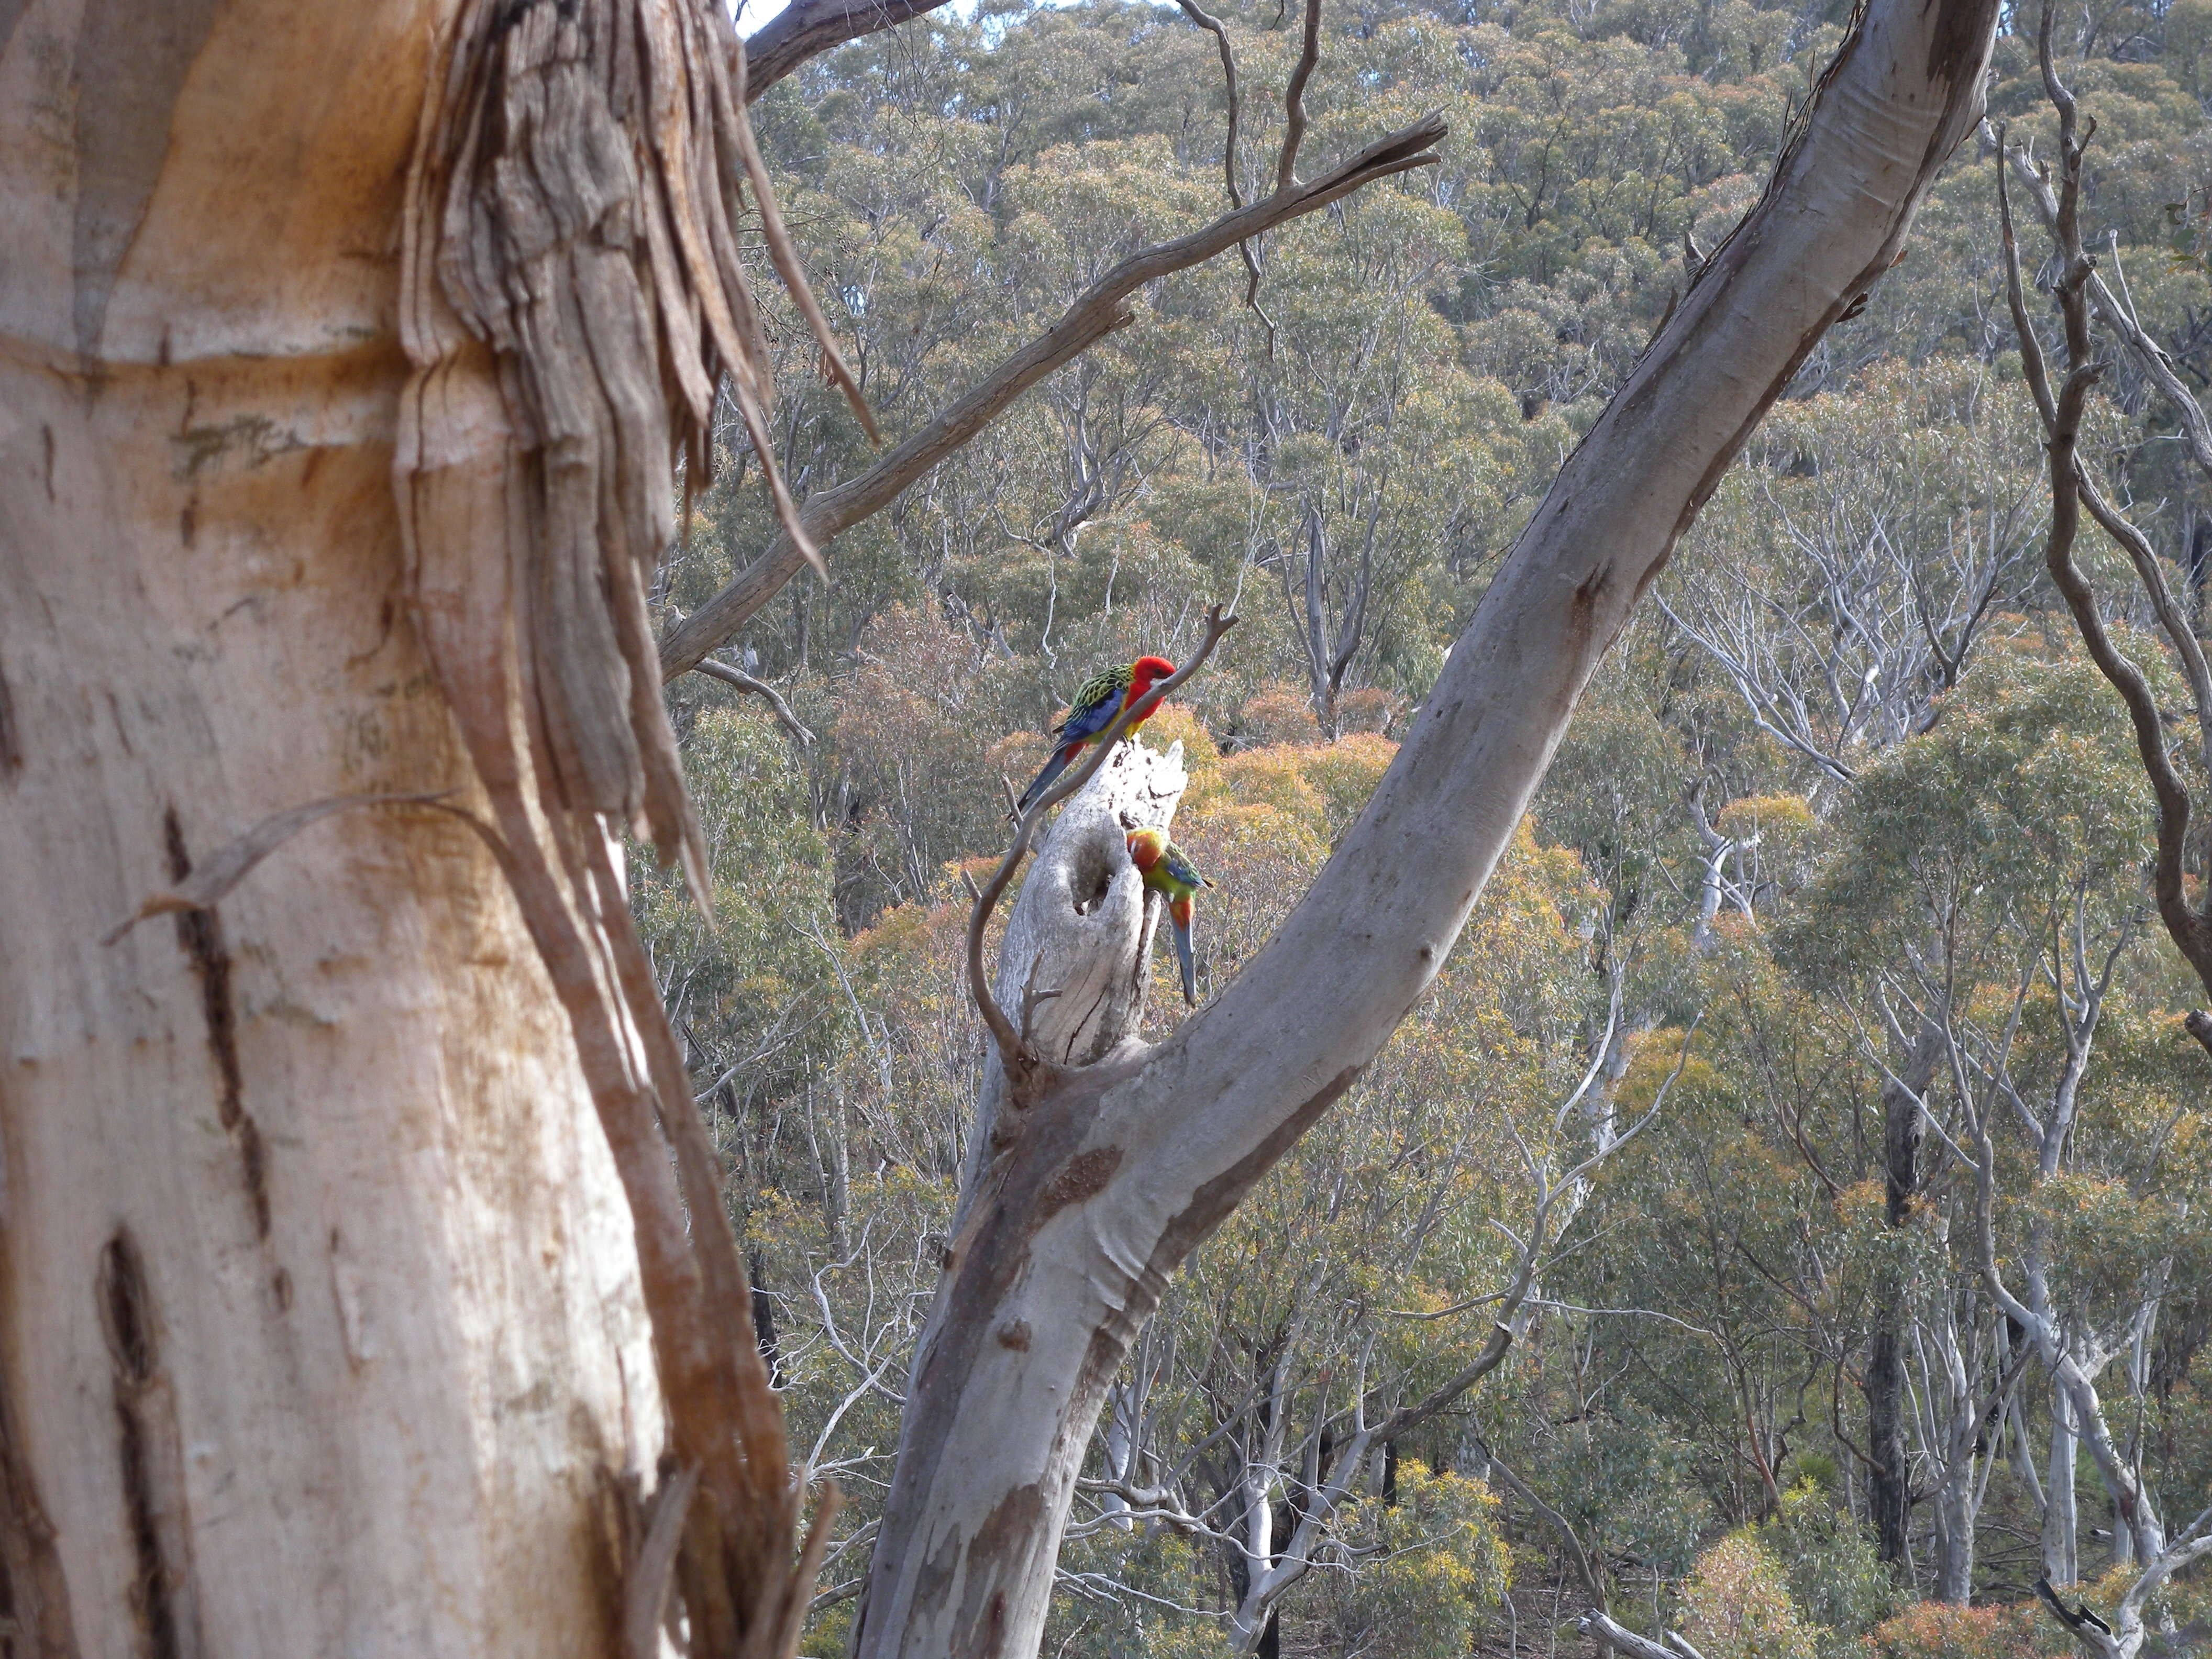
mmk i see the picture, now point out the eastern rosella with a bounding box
[1127,828,1212,1006]
[1014,656,1177,814]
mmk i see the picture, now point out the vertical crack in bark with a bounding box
[0,657,20,776]
[160,811,270,1241]
[0,1260,80,1659]
[97,1233,201,1659]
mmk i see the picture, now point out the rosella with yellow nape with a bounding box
[1126,828,1212,1007]
[1014,656,1177,814]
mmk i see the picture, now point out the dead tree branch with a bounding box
[694,659,817,746]
[1175,0,1246,209]
[744,0,959,99]
[659,121,1441,678]
[1170,0,1271,332]
[1276,0,1324,191]
[1994,18,2212,1052]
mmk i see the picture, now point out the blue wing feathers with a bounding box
[1056,696,1121,747]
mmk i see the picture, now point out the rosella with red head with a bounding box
[1126,827,1212,1007]
[1014,655,1177,814]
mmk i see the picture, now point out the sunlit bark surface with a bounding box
[0,5,666,1653]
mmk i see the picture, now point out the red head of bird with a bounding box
[1127,827,1167,872]
[1125,656,1177,712]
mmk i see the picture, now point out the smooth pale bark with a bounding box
[1930,1429,1980,1603]
[1920,1288,1995,1605]
[2048,1381,2081,1585]
[852,0,2001,1649]
[0,4,674,1655]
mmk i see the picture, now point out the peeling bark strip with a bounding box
[395,3,860,1652]
[859,0,2001,1646]
[96,1235,201,1659]
[413,0,865,884]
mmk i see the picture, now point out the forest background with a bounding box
[640,0,2212,1649]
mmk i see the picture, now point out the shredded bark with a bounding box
[393,0,865,1649]
[418,0,858,882]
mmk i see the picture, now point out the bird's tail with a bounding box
[1015,744,1078,815]
[1170,897,1197,1007]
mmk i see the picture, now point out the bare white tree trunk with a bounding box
[2048,1380,2082,1585]
[1918,1305,1988,1605]
[852,0,2001,1646]
[0,4,674,1653]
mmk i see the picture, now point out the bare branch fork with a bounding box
[658,116,1443,678]
[1992,10,2212,1058]
[963,604,1240,1097]
[1172,0,1324,345]
[1170,0,1256,312]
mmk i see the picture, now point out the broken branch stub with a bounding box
[963,604,1236,1079]
[956,740,1189,1215]
[1005,750,1182,1072]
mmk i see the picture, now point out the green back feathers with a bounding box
[1127,828,1209,898]
[1071,664,1133,716]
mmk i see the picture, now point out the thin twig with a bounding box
[1276,0,1324,192]
[103,790,461,945]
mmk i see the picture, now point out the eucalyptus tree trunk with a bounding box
[1,0,870,1650]
[851,0,2003,1645]
[1868,1016,1941,1571]
[0,6,670,1653]
[1930,1432,1981,1604]
[2048,1380,2081,1585]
